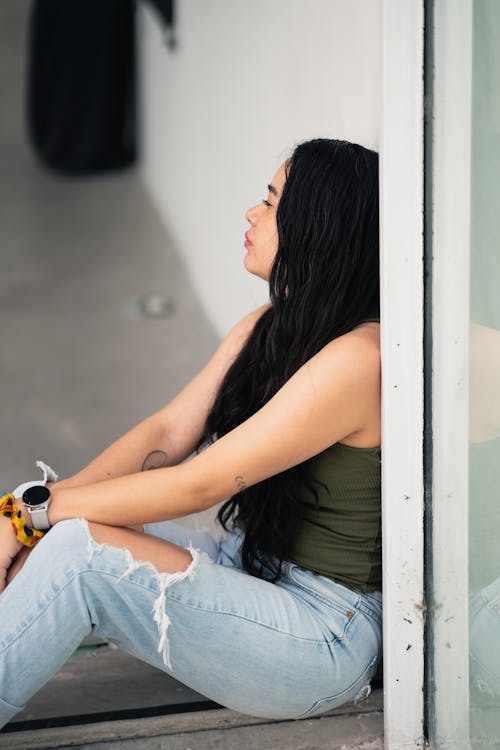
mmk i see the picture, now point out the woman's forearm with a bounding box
[46,462,211,528]
[52,413,175,490]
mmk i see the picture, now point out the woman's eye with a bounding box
[262,199,272,207]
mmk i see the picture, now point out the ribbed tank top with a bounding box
[288,442,382,593]
[288,316,382,593]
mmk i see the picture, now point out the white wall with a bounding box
[138,0,381,338]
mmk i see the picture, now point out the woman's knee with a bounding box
[35,517,92,569]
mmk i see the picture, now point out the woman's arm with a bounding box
[6,305,270,583]
[51,304,271,491]
[40,328,380,529]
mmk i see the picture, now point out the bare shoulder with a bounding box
[217,302,271,361]
[308,327,380,404]
[309,321,381,447]
[232,302,272,334]
[319,321,380,373]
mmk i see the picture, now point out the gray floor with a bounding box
[1,0,218,727]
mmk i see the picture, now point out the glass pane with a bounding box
[468,0,500,746]
[425,2,472,745]
[426,1,500,747]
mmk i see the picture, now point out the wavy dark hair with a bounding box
[199,138,379,581]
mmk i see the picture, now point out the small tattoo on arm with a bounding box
[235,475,247,492]
[141,450,169,471]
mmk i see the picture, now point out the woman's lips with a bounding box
[244,232,253,248]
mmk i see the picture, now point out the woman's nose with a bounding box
[245,203,260,225]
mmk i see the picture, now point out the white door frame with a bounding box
[380,1,425,746]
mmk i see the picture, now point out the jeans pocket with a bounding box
[293,654,379,720]
[286,564,360,618]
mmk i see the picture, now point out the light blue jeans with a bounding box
[0,517,383,728]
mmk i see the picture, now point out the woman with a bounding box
[0,138,382,725]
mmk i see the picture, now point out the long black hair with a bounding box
[199,138,379,581]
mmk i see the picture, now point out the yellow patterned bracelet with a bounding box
[1,492,45,547]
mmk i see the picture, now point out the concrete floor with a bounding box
[0,3,384,747]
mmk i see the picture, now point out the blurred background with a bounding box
[0,0,380,490]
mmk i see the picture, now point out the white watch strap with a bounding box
[29,504,51,531]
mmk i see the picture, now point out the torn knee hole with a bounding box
[80,518,210,672]
[153,544,208,671]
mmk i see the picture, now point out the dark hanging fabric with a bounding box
[145,0,174,27]
[145,0,176,49]
[27,0,136,174]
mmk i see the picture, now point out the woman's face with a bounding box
[243,162,287,281]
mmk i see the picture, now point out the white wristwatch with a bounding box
[22,485,52,530]
[12,460,59,531]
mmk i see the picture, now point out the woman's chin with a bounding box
[243,254,256,275]
[243,253,271,282]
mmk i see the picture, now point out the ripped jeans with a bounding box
[0,518,383,728]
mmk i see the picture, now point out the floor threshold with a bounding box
[0,690,383,750]
[3,699,225,734]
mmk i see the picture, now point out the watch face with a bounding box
[23,485,50,506]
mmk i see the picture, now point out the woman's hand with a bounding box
[0,515,22,594]
[6,546,33,586]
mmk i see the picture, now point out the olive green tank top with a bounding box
[288,316,382,593]
[288,442,382,593]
